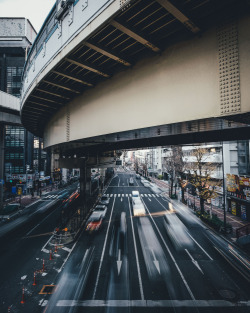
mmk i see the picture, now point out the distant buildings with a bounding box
[0,18,49,193]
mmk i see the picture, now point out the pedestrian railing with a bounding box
[236,223,250,239]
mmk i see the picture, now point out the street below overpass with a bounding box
[1,172,249,313]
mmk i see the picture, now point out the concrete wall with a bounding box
[0,91,20,111]
[44,15,250,148]
[0,18,36,42]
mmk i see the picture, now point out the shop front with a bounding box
[226,174,250,222]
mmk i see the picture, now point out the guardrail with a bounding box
[236,223,250,239]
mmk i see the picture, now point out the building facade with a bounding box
[0,18,49,192]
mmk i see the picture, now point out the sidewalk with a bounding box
[151,177,250,244]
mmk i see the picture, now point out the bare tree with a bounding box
[162,146,184,198]
[184,147,220,214]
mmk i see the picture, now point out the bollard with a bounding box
[49,250,53,260]
[20,286,25,304]
[32,271,36,286]
[42,259,45,272]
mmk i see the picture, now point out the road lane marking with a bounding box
[128,198,144,300]
[141,198,196,301]
[187,233,213,261]
[148,194,152,197]
[93,197,116,299]
[57,241,77,273]
[185,249,204,275]
[56,300,250,307]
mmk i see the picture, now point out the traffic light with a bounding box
[9,179,12,183]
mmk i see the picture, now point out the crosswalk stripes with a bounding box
[43,194,58,199]
[105,193,164,198]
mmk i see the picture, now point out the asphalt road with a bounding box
[1,174,249,313]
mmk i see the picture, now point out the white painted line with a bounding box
[21,275,27,280]
[93,197,116,299]
[128,198,144,300]
[141,198,196,301]
[156,195,160,197]
[126,194,128,197]
[141,194,144,197]
[121,198,123,202]
[148,194,152,197]
[122,194,124,197]
[27,206,58,237]
[110,194,113,197]
[148,198,152,202]
[144,194,148,197]
[58,241,77,273]
[187,233,213,261]
[62,247,71,252]
[152,194,156,197]
[56,300,250,307]
[118,194,121,197]
[41,235,53,252]
[114,194,117,197]
[42,248,49,253]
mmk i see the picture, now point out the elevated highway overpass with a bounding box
[20,0,250,158]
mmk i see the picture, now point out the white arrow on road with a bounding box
[117,249,122,275]
[185,249,204,275]
[151,249,160,274]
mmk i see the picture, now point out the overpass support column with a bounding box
[99,168,106,193]
[79,164,92,214]
[0,125,4,209]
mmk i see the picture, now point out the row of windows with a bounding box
[5,153,24,160]
[6,66,23,97]
[5,166,25,174]
[5,141,24,147]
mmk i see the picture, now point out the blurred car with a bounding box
[163,213,194,251]
[149,183,162,194]
[129,177,134,185]
[58,191,71,202]
[85,213,103,232]
[131,190,140,204]
[0,203,23,221]
[94,204,107,219]
[143,181,151,188]
[99,195,110,206]
[132,198,146,216]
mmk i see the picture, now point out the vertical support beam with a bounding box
[0,124,5,209]
[86,168,92,197]
[79,160,86,215]
[99,168,106,193]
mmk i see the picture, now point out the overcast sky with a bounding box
[0,0,55,33]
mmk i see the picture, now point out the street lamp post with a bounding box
[221,142,227,231]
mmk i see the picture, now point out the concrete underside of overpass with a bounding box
[44,14,250,156]
[20,0,250,156]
